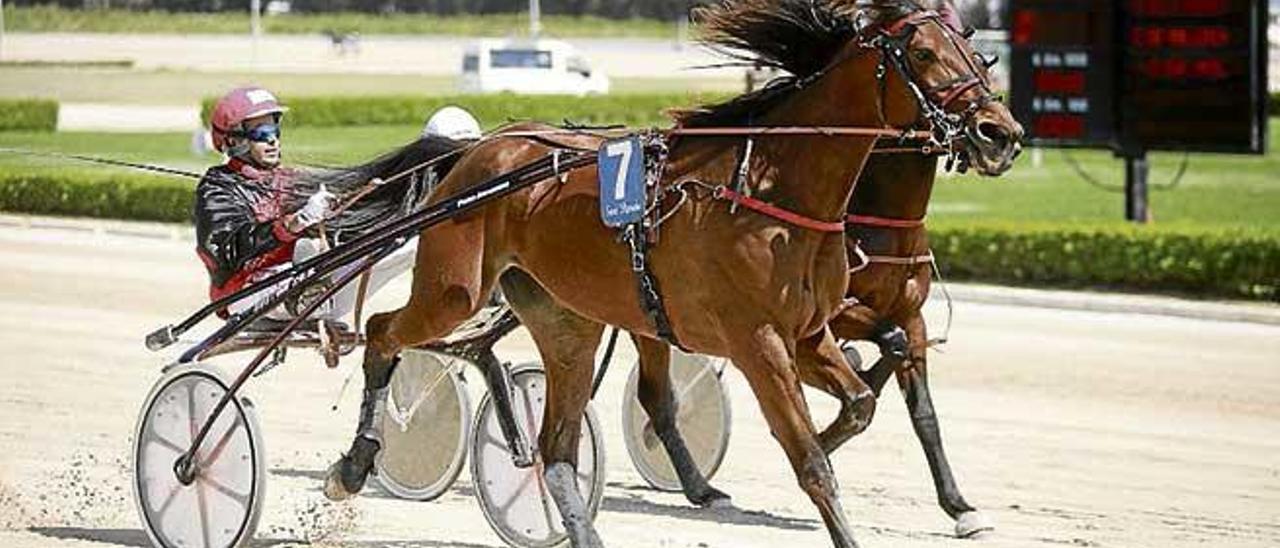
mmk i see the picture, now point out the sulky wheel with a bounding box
[375,349,471,501]
[621,349,732,492]
[471,363,605,548]
[132,364,266,548]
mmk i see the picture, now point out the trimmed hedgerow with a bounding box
[930,222,1280,301]
[200,93,730,129]
[0,172,191,222]
[0,99,59,132]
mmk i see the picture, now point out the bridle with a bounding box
[861,10,1001,158]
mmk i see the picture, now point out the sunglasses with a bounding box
[237,123,282,143]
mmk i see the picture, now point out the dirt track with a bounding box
[0,222,1278,548]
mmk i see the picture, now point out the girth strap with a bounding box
[864,251,935,266]
[622,223,685,350]
[846,214,926,228]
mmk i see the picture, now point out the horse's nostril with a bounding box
[977,121,1009,145]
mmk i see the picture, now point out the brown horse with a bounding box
[836,153,1000,540]
[624,0,1020,538]
[326,1,1020,546]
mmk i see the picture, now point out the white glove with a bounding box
[292,185,337,230]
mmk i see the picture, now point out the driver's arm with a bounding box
[194,180,299,283]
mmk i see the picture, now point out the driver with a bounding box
[196,86,338,326]
[195,90,486,364]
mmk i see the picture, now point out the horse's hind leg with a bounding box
[500,269,604,547]
[731,325,860,548]
[828,304,908,396]
[324,213,496,500]
[795,326,876,455]
[631,335,731,507]
[896,313,990,537]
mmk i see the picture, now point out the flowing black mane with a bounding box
[289,135,469,240]
[676,0,929,127]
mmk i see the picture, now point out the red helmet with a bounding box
[210,87,289,153]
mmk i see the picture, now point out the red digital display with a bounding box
[1034,70,1087,94]
[1129,26,1231,48]
[1139,57,1231,80]
[1128,0,1232,17]
[1034,114,1086,139]
[1012,10,1036,45]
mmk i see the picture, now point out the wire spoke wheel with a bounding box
[622,350,731,492]
[471,364,605,548]
[375,349,471,501]
[133,365,265,548]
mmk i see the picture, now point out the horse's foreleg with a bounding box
[631,335,731,507]
[501,269,604,548]
[897,314,991,537]
[795,327,876,455]
[324,217,494,501]
[733,325,860,548]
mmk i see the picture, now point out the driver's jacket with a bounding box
[193,158,303,310]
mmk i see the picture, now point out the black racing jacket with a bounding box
[193,158,302,305]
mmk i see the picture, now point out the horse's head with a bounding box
[856,1,1023,175]
[683,0,1022,176]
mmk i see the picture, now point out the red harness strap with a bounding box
[845,214,926,228]
[713,186,845,233]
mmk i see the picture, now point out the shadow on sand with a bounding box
[28,526,501,547]
[272,467,819,532]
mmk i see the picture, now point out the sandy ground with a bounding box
[0,223,1278,548]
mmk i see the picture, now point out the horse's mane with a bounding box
[675,0,933,127]
[289,135,469,239]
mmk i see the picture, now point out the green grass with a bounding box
[0,67,740,105]
[929,142,1280,234]
[3,6,677,38]
[1,122,1276,233]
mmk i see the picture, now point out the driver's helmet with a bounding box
[422,106,482,141]
[210,87,289,153]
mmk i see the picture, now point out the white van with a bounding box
[459,38,611,96]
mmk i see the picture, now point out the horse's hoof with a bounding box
[955,510,994,538]
[705,495,734,510]
[322,459,356,501]
[690,486,732,508]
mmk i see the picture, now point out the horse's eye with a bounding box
[912,49,935,63]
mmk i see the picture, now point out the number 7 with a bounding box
[605,141,633,201]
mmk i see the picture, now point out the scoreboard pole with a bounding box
[1124,152,1150,223]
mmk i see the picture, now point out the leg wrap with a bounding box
[875,325,909,361]
[356,386,388,444]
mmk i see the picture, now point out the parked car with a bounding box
[459,39,611,96]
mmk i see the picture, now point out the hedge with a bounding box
[931,223,1280,301]
[0,173,190,223]
[2,171,1277,301]
[0,100,59,132]
[200,93,731,129]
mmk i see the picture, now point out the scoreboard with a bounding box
[1009,1,1116,146]
[1009,0,1268,154]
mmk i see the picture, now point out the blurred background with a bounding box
[0,0,1276,299]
